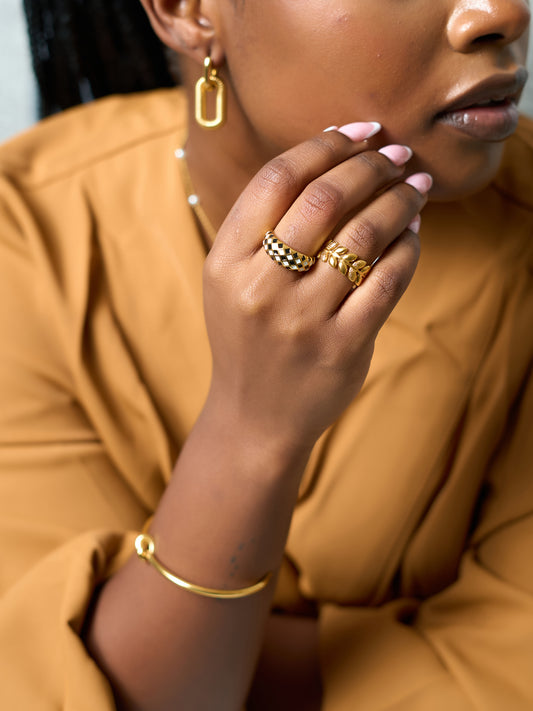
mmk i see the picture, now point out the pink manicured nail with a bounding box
[323,125,339,132]
[405,172,433,194]
[408,215,422,233]
[378,144,413,166]
[337,121,382,141]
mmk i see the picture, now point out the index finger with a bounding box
[217,123,382,256]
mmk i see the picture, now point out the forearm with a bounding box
[85,397,312,711]
[247,613,322,711]
[85,126,424,711]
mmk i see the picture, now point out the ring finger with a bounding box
[300,173,431,312]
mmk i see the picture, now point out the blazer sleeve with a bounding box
[318,369,533,711]
[0,175,146,710]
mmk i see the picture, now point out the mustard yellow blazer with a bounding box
[0,90,532,710]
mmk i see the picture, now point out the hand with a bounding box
[203,126,429,452]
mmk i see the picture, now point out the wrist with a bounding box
[197,387,315,483]
[150,387,313,592]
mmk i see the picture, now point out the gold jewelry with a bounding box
[195,56,226,129]
[263,231,316,272]
[135,533,272,600]
[317,240,371,288]
[175,147,217,244]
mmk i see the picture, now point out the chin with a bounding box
[423,143,506,203]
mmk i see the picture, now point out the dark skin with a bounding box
[85,1,530,709]
[171,0,529,224]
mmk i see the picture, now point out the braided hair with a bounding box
[23,0,177,118]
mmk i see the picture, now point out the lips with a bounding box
[435,67,529,141]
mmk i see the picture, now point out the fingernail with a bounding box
[378,144,413,166]
[337,121,382,141]
[323,125,339,132]
[405,172,433,194]
[408,215,422,233]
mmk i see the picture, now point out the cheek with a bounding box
[226,2,444,143]
[226,18,428,149]
[223,2,516,200]
[224,9,355,138]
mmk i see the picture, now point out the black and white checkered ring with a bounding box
[262,232,316,272]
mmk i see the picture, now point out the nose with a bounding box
[447,0,530,51]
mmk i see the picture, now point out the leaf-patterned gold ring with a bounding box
[317,240,372,288]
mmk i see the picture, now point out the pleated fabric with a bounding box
[0,89,532,709]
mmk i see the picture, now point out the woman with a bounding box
[0,1,532,709]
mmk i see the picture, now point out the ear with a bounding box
[138,0,224,66]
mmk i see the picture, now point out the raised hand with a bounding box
[204,124,431,449]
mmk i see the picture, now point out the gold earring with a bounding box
[195,56,226,129]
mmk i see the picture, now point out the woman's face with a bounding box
[218,0,530,199]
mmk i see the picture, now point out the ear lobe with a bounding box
[138,0,224,65]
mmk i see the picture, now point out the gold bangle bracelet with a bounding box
[134,533,272,600]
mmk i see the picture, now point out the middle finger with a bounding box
[271,144,412,259]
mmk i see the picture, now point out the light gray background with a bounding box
[0,0,532,142]
[0,0,36,142]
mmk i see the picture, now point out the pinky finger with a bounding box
[335,227,420,343]
[407,214,421,234]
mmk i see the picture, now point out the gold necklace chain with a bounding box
[174,147,218,245]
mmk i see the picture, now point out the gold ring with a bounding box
[263,231,316,272]
[317,240,371,288]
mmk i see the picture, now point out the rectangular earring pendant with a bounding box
[195,74,226,129]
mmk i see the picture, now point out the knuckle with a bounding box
[346,217,377,255]
[354,150,380,173]
[254,156,299,197]
[308,134,339,160]
[203,252,224,284]
[277,316,303,341]
[277,290,314,341]
[371,263,408,305]
[235,281,268,318]
[298,180,343,222]
[393,181,425,211]
[204,256,271,319]
[278,319,316,353]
